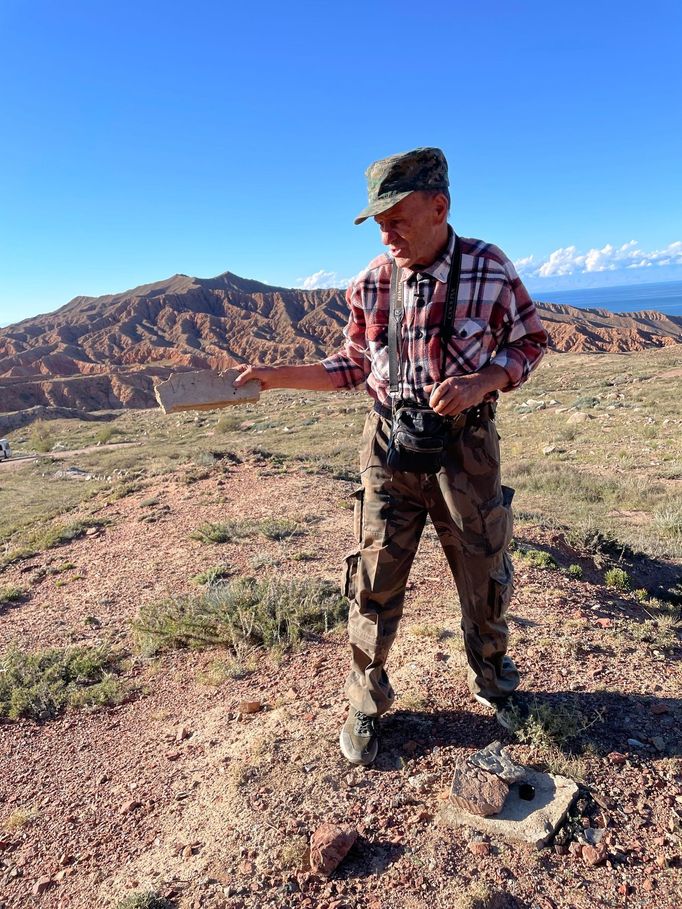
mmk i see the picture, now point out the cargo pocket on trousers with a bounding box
[489,551,513,620]
[343,550,360,601]
[479,485,514,557]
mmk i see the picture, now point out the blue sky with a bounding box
[1,0,681,324]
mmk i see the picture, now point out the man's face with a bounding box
[373,191,448,269]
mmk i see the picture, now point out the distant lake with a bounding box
[531,280,682,317]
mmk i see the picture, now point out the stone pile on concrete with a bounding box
[440,741,579,848]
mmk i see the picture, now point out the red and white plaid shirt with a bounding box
[321,228,548,407]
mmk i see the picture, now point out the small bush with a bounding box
[653,505,682,541]
[522,549,558,570]
[192,565,232,585]
[29,420,54,453]
[133,576,349,657]
[95,425,120,444]
[0,585,26,605]
[567,564,583,579]
[0,646,124,720]
[513,698,602,749]
[190,520,255,544]
[216,412,247,433]
[115,893,173,909]
[257,518,303,541]
[604,567,630,591]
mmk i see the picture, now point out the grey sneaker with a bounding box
[339,707,380,765]
[474,692,530,731]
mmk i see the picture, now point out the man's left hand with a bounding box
[425,375,487,416]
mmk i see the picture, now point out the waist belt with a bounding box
[373,399,495,427]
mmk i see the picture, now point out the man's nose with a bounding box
[381,227,397,246]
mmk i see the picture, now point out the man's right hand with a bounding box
[233,364,280,390]
[233,362,335,392]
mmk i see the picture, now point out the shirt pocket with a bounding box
[446,317,491,371]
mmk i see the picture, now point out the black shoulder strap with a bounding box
[388,263,403,396]
[440,234,462,380]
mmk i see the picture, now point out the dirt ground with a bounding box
[0,457,680,909]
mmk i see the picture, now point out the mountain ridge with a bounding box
[1,270,681,414]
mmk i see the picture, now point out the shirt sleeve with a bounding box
[489,259,549,391]
[320,279,370,390]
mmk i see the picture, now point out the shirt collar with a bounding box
[403,226,455,284]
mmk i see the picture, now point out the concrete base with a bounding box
[154,368,261,413]
[439,767,579,849]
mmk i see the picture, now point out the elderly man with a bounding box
[236,147,548,765]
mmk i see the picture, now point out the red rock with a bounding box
[568,842,583,859]
[594,618,612,628]
[617,884,630,896]
[449,762,509,817]
[176,725,191,742]
[582,843,608,866]
[309,823,358,876]
[120,799,142,814]
[32,877,53,895]
[643,879,655,892]
[239,700,263,715]
[468,839,492,856]
[237,860,254,874]
[607,751,627,765]
[651,703,668,715]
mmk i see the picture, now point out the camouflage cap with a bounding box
[354,146,449,225]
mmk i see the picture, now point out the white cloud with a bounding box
[296,269,349,290]
[515,240,682,279]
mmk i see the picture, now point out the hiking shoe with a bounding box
[474,692,530,731]
[339,707,380,765]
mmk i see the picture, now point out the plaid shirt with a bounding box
[321,229,548,407]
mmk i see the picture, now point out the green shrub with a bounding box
[216,412,247,433]
[604,567,630,591]
[115,893,173,909]
[133,576,349,657]
[513,698,602,749]
[29,420,54,453]
[190,520,255,544]
[192,565,232,585]
[0,646,124,720]
[257,518,303,541]
[0,585,26,605]
[653,505,682,541]
[95,425,120,444]
[522,549,558,570]
[567,564,583,579]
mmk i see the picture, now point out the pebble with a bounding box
[468,838,491,857]
[239,700,263,715]
[651,736,666,751]
[607,752,627,765]
[32,877,53,895]
[120,799,142,814]
[626,738,648,749]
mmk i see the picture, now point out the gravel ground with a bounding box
[0,459,680,909]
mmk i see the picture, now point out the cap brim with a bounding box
[353,190,414,225]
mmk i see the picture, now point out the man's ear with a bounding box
[433,192,449,225]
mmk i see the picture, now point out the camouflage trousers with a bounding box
[343,408,519,717]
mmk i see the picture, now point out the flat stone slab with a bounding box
[440,766,579,848]
[154,368,261,413]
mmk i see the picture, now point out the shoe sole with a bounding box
[339,727,379,766]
